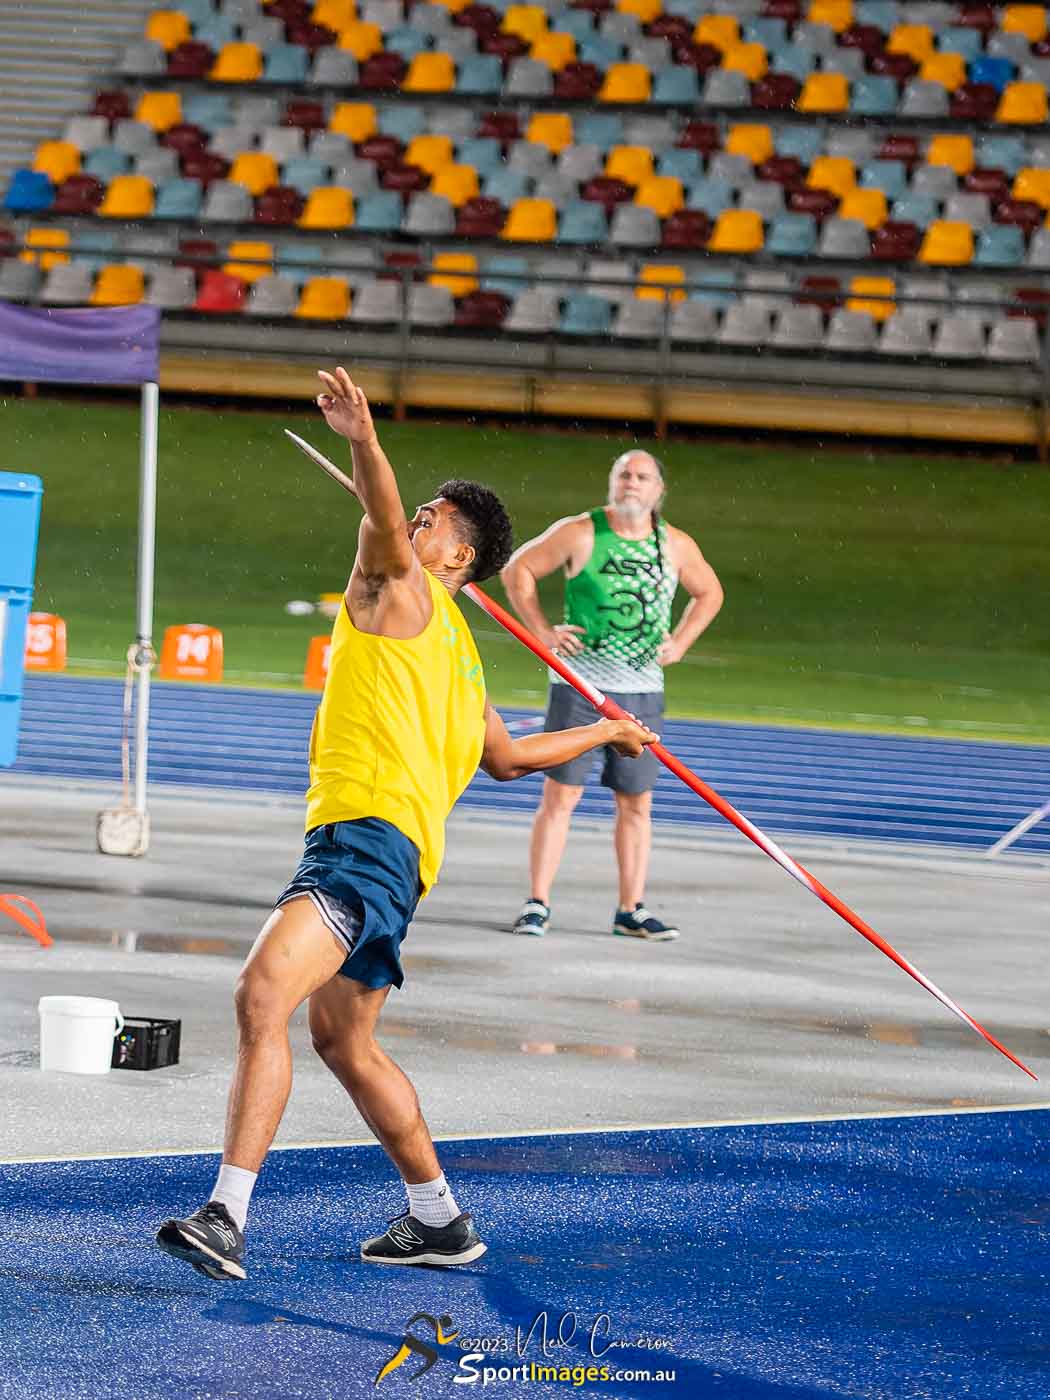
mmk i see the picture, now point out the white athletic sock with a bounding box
[406,1173,460,1227]
[211,1163,257,1233]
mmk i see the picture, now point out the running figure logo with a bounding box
[375,1312,459,1384]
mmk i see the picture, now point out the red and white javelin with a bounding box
[285,427,1037,1083]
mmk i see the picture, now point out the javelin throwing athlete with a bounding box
[156,367,656,1279]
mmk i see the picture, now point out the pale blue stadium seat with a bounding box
[481,254,529,296]
[84,147,130,180]
[355,191,402,233]
[378,105,426,143]
[560,293,613,337]
[687,177,733,218]
[559,10,595,42]
[855,1,899,28]
[456,55,503,95]
[771,45,817,83]
[974,225,1025,268]
[861,160,908,199]
[976,135,1028,178]
[484,168,532,205]
[939,27,981,60]
[852,75,899,116]
[558,201,608,244]
[153,178,203,219]
[652,67,700,104]
[657,149,702,183]
[263,44,310,83]
[576,113,624,150]
[745,17,787,47]
[282,158,328,195]
[687,266,736,307]
[184,94,234,133]
[195,16,238,50]
[775,126,823,164]
[386,28,429,61]
[457,138,503,177]
[891,195,939,228]
[580,36,623,69]
[767,213,818,257]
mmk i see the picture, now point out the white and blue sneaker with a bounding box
[512,899,550,936]
[612,904,679,942]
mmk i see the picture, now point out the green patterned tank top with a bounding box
[558,508,678,694]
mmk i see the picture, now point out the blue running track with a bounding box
[1,1111,1047,1398]
[9,676,1050,853]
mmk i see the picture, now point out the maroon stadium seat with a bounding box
[167,41,215,78]
[759,155,804,188]
[839,25,886,54]
[965,168,1009,200]
[951,83,998,120]
[955,5,997,34]
[670,40,722,73]
[481,33,529,65]
[381,249,424,280]
[358,52,406,90]
[646,15,691,40]
[1033,37,1050,56]
[0,228,15,257]
[455,196,507,237]
[797,275,841,310]
[284,100,327,131]
[571,0,614,13]
[878,134,920,167]
[267,0,311,23]
[789,187,839,221]
[870,52,916,79]
[357,134,404,168]
[52,175,104,215]
[870,221,921,260]
[993,199,1043,235]
[194,271,247,313]
[676,120,720,154]
[380,161,429,193]
[581,176,634,212]
[555,62,603,99]
[176,238,218,269]
[751,74,801,110]
[181,152,230,186]
[1011,288,1050,326]
[763,0,802,20]
[454,289,510,329]
[92,90,131,121]
[254,186,305,225]
[478,111,520,143]
[287,22,337,52]
[162,123,209,157]
[456,5,501,36]
[660,209,711,250]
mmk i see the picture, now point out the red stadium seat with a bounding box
[194,270,247,313]
[870,221,922,260]
[455,289,511,329]
[283,101,327,131]
[660,209,711,249]
[951,83,998,120]
[455,196,507,237]
[359,53,407,90]
[752,75,801,110]
[676,120,720,154]
[92,90,131,121]
[52,175,104,215]
[993,198,1043,234]
[167,41,215,78]
[181,152,230,186]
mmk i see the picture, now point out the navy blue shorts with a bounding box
[275,818,423,990]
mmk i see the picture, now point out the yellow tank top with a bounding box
[305,569,486,894]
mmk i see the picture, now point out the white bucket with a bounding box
[38,996,125,1075]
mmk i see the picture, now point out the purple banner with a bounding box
[0,302,159,385]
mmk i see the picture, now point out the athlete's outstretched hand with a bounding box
[602,717,659,757]
[317,367,377,444]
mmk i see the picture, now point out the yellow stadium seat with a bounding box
[838,188,887,229]
[726,123,774,166]
[98,175,155,218]
[635,176,684,218]
[20,228,70,270]
[997,82,1049,124]
[312,0,356,30]
[338,20,382,60]
[229,152,279,196]
[599,63,651,102]
[33,141,79,184]
[223,241,274,284]
[605,145,653,186]
[531,31,576,70]
[619,0,662,21]
[429,252,478,296]
[798,72,849,112]
[405,134,454,175]
[90,264,145,307]
[1002,4,1047,41]
[846,276,895,321]
[808,0,852,29]
[502,4,547,43]
[694,15,739,50]
[135,91,182,132]
[403,52,456,92]
[297,277,351,319]
[431,0,471,11]
[145,9,190,51]
[299,187,354,230]
[210,43,263,82]
[708,209,764,253]
[926,134,974,176]
[722,42,768,80]
[1013,168,1050,208]
[920,53,966,90]
[636,265,686,303]
[502,198,557,241]
[919,220,974,266]
[807,155,856,198]
[526,113,574,154]
[330,102,376,143]
[887,24,934,62]
[431,163,479,207]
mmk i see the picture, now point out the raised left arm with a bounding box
[657,531,724,666]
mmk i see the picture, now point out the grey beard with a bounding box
[609,498,650,523]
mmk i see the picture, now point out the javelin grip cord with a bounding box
[463,583,1037,1082]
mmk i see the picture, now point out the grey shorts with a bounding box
[543,685,663,794]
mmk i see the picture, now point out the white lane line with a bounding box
[1,1099,1047,1166]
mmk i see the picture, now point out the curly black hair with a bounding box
[436,479,514,582]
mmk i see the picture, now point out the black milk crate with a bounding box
[112,1016,181,1071]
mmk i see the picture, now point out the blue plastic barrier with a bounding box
[0,470,43,767]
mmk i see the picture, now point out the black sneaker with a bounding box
[361,1211,487,1267]
[513,899,550,936]
[612,903,680,942]
[155,1201,246,1281]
